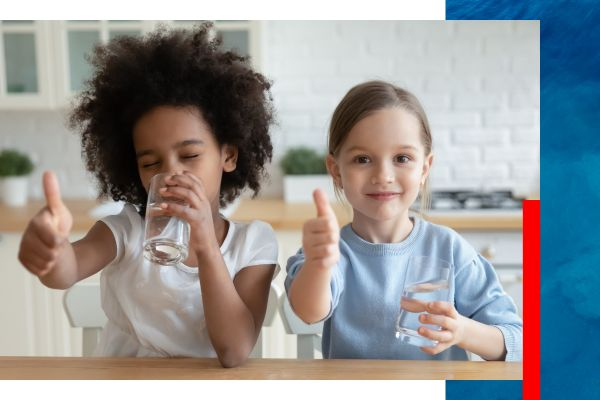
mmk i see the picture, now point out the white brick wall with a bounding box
[1,20,539,200]
[0,110,96,199]
[263,20,539,198]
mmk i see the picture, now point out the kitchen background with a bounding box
[0,20,538,358]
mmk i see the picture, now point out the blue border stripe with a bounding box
[447,0,600,399]
[446,380,522,400]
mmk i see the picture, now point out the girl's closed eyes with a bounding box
[138,149,203,169]
[140,154,199,169]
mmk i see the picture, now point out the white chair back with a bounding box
[63,282,107,356]
[249,282,282,358]
[279,294,323,359]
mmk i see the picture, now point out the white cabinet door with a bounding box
[459,230,522,268]
[496,269,523,318]
[0,231,87,356]
[459,230,523,317]
[1,20,261,109]
[0,21,55,109]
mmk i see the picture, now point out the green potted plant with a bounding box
[280,147,335,203]
[0,149,34,207]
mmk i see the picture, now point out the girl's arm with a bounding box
[417,301,508,361]
[18,171,116,289]
[288,189,340,324]
[458,314,507,360]
[198,248,275,367]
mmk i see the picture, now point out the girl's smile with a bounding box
[365,191,403,201]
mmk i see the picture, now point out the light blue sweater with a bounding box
[285,217,523,361]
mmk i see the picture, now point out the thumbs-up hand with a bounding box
[18,171,73,277]
[302,188,340,269]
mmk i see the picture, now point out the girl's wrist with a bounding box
[455,314,471,349]
[194,241,222,266]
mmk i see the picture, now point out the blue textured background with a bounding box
[447,380,522,400]
[447,0,600,399]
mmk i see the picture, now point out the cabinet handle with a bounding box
[480,245,496,260]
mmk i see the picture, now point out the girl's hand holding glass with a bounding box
[302,188,340,269]
[158,171,219,257]
[417,301,467,355]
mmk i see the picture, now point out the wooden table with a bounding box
[0,357,522,380]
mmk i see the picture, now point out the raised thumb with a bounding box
[313,188,334,218]
[43,170,64,215]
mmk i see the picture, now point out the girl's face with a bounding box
[133,105,237,210]
[327,107,432,223]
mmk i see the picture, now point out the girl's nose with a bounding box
[161,158,185,176]
[371,166,394,185]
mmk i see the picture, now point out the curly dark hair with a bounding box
[69,22,275,213]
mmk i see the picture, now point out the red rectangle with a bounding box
[523,200,540,399]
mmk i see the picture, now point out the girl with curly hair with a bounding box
[18,23,277,367]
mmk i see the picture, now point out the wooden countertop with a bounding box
[230,198,522,231]
[0,357,522,380]
[0,198,521,233]
[0,199,101,233]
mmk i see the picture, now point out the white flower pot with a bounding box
[283,175,336,203]
[1,176,29,207]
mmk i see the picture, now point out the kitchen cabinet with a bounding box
[0,21,54,108]
[0,230,92,356]
[53,20,149,104]
[460,230,523,317]
[0,20,261,110]
[172,20,258,60]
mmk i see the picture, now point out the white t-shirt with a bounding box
[94,203,279,357]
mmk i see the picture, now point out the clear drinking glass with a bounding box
[143,173,190,265]
[395,256,453,347]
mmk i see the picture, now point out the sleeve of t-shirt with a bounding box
[284,247,344,322]
[241,220,279,268]
[99,203,138,268]
[454,254,523,362]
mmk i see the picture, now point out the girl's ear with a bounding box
[326,154,342,189]
[421,152,434,184]
[222,145,238,173]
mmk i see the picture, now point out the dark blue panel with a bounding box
[447,380,522,400]
[447,1,600,400]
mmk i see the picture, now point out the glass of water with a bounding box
[395,256,453,347]
[143,173,190,265]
